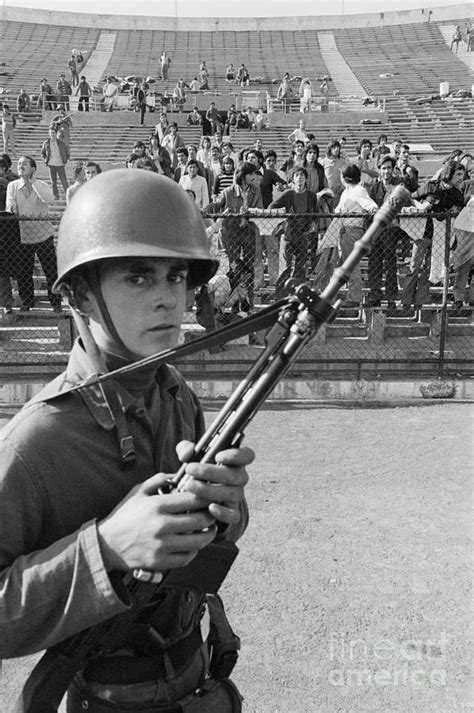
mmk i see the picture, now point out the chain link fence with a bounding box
[0,212,472,376]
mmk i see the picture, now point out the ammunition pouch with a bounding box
[207,594,240,680]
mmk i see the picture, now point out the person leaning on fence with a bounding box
[5,154,62,312]
[205,161,263,309]
[0,170,253,712]
[450,196,474,309]
[0,155,21,322]
[400,160,466,312]
[269,166,319,297]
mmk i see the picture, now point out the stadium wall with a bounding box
[0,3,471,31]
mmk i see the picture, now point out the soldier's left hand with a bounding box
[175,441,254,525]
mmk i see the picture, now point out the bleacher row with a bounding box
[0,18,471,99]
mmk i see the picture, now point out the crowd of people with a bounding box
[0,106,472,325]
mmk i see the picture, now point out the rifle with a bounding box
[17,186,408,712]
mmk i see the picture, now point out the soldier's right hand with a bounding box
[97,473,217,573]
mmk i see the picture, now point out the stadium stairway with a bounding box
[80,32,118,88]
[317,31,370,107]
[438,23,474,72]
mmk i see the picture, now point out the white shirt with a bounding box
[179,174,209,209]
[6,178,54,243]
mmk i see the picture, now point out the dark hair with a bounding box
[377,134,388,144]
[326,140,341,157]
[378,154,396,169]
[84,161,102,174]
[1,153,12,168]
[292,166,308,180]
[439,160,465,183]
[133,141,146,150]
[234,161,259,186]
[186,144,198,152]
[135,157,158,172]
[342,164,361,184]
[71,161,84,180]
[222,157,235,170]
[245,149,264,166]
[0,158,9,171]
[304,142,320,160]
[19,155,37,170]
[187,159,199,168]
[357,138,372,154]
[125,152,139,166]
[265,150,277,161]
[177,147,189,159]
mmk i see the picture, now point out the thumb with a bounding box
[175,439,196,464]
[140,471,172,495]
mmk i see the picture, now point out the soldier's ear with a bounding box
[67,274,95,315]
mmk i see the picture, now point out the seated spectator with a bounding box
[186,106,202,127]
[253,108,268,132]
[132,140,147,159]
[246,107,257,130]
[188,76,200,93]
[236,64,250,87]
[179,159,209,209]
[16,89,31,113]
[269,166,319,296]
[199,62,210,90]
[172,79,188,112]
[66,161,85,204]
[288,119,309,146]
[225,63,236,83]
[235,109,250,130]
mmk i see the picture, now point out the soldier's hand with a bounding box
[175,441,254,525]
[97,473,217,573]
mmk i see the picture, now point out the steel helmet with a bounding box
[54,169,218,291]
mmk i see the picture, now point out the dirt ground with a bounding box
[1,403,473,712]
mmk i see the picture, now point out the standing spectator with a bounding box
[148,134,172,177]
[67,53,79,87]
[320,77,329,95]
[155,112,170,143]
[467,25,474,51]
[199,61,210,90]
[55,73,72,111]
[206,102,222,135]
[207,161,263,306]
[212,156,235,200]
[221,140,239,168]
[299,78,314,113]
[253,108,268,132]
[173,147,189,183]
[236,63,250,87]
[277,74,293,113]
[225,63,236,83]
[0,156,20,321]
[76,75,92,111]
[321,140,347,204]
[353,138,379,189]
[136,82,148,126]
[280,140,306,181]
[269,167,319,295]
[1,105,16,156]
[450,25,462,53]
[6,155,62,311]
[162,122,185,170]
[450,197,474,309]
[16,88,31,114]
[179,159,209,209]
[41,126,69,200]
[38,78,56,110]
[400,160,466,311]
[160,50,171,80]
[102,77,118,112]
[395,144,419,192]
[83,161,102,181]
[186,106,202,127]
[51,107,72,150]
[288,118,309,146]
[303,142,333,272]
[172,79,188,112]
[365,154,406,309]
[197,135,212,169]
[372,133,391,163]
[334,164,378,308]
[208,145,223,189]
[75,49,85,75]
[224,104,238,135]
[66,161,85,204]
[186,144,207,178]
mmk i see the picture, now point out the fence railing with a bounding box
[0,211,472,377]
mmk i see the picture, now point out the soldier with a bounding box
[0,170,252,712]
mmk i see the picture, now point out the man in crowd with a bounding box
[55,72,72,111]
[6,154,62,311]
[179,159,210,209]
[41,125,69,200]
[76,75,92,111]
[67,53,79,87]
[16,88,31,113]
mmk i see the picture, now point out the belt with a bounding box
[82,625,203,684]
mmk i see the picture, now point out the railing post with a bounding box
[436,214,451,378]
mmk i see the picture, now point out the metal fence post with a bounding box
[436,214,452,378]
